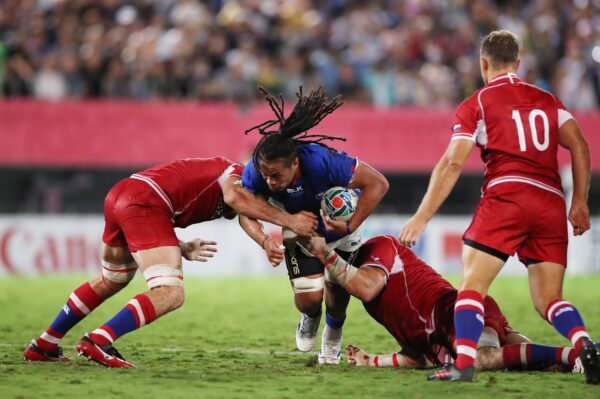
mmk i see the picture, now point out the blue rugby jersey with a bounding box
[242,143,359,243]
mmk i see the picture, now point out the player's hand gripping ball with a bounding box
[320,187,358,222]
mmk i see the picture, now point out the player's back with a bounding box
[132,157,242,227]
[456,73,570,195]
[357,236,455,356]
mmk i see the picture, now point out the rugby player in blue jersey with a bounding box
[240,87,389,364]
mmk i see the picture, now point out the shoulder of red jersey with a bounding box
[216,158,244,187]
[514,81,575,128]
[450,90,483,143]
[358,235,408,280]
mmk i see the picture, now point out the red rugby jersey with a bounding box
[451,73,573,197]
[130,157,243,228]
[356,235,455,362]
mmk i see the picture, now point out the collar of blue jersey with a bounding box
[489,72,521,84]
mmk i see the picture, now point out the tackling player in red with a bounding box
[305,235,585,373]
[399,30,599,383]
[23,157,317,368]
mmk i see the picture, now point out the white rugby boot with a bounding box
[318,324,342,364]
[295,312,321,352]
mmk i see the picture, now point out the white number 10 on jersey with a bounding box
[511,109,549,152]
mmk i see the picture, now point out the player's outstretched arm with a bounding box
[399,139,473,247]
[324,162,389,235]
[238,215,285,267]
[559,119,591,236]
[303,236,385,301]
[346,345,423,368]
[221,176,318,237]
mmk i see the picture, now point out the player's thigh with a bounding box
[117,204,179,254]
[463,186,528,260]
[518,192,568,267]
[102,243,135,265]
[527,261,565,314]
[460,244,505,295]
[285,245,324,277]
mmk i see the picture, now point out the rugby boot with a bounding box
[76,335,135,368]
[318,327,342,365]
[23,339,70,362]
[427,364,475,382]
[579,337,600,384]
[296,312,321,352]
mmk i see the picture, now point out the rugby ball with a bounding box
[320,187,358,221]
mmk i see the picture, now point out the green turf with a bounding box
[1,276,599,398]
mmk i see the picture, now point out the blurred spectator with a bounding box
[0,0,598,110]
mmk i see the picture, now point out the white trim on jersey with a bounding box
[130,174,174,214]
[490,73,519,83]
[362,263,390,280]
[217,164,243,188]
[487,175,564,199]
[558,109,574,128]
[451,133,476,142]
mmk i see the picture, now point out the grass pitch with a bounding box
[1,275,600,399]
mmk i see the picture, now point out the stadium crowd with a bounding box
[0,0,599,109]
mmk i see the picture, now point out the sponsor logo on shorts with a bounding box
[288,248,301,276]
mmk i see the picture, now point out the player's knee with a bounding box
[91,275,126,298]
[143,264,184,289]
[294,290,323,315]
[166,286,185,310]
[102,260,138,286]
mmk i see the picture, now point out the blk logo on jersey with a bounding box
[287,186,303,194]
[452,124,461,132]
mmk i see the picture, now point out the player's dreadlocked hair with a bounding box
[245,86,346,170]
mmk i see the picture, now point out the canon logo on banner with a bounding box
[0,217,102,275]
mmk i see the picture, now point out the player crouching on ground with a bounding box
[24,157,317,368]
[303,234,594,375]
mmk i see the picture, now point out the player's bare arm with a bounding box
[221,176,318,237]
[178,239,217,262]
[399,139,473,247]
[559,119,591,236]
[322,162,389,235]
[345,344,424,368]
[239,214,285,266]
[304,236,386,301]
